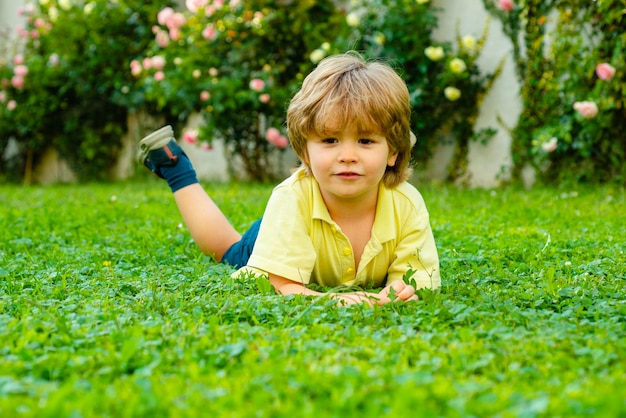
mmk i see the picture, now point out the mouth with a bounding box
[335,171,362,179]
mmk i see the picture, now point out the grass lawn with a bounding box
[0,179,624,417]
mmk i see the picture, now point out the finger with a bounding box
[382,281,404,297]
[390,281,405,292]
[396,284,415,300]
[337,294,371,306]
[379,284,393,297]
[374,293,391,306]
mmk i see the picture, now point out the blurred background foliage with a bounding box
[482,0,626,184]
[0,0,624,185]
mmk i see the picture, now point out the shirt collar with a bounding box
[310,177,334,223]
[310,176,396,243]
[372,182,396,243]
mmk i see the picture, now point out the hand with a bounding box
[334,291,389,306]
[380,281,419,303]
[269,274,418,306]
[270,274,390,306]
[333,282,418,306]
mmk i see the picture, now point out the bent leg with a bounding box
[139,126,241,261]
[221,218,262,267]
[173,183,241,262]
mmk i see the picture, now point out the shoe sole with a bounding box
[137,125,175,163]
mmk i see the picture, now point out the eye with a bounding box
[322,137,338,144]
[358,138,375,145]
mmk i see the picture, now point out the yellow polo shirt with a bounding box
[236,168,440,290]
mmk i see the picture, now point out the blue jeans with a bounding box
[220,218,262,268]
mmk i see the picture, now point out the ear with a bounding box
[387,151,399,167]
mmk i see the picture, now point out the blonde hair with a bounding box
[287,52,413,187]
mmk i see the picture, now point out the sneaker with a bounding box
[137,125,185,178]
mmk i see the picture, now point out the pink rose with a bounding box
[595,63,616,80]
[169,27,181,42]
[573,101,598,118]
[7,100,17,111]
[130,60,142,76]
[11,75,24,89]
[142,57,152,70]
[498,0,514,11]
[202,25,217,41]
[167,13,186,30]
[16,27,29,39]
[541,137,558,153]
[155,30,170,48]
[13,55,24,65]
[0,91,5,102]
[13,65,28,77]
[273,135,289,149]
[154,71,165,81]
[249,78,264,91]
[259,93,270,103]
[186,0,208,13]
[151,55,166,70]
[265,128,289,149]
[183,130,198,144]
[265,127,280,143]
[157,7,175,26]
[200,90,210,101]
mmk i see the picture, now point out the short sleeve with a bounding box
[386,191,441,290]
[243,183,317,284]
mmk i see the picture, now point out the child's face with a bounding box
[305,123,398,205]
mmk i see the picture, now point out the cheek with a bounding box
[307,153,325,172]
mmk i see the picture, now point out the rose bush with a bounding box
[132,0,344,181]
[0,0,176,181]
[2,0,502,183]
[327,0,504,182]
[133,0,503,182]
[483,0,626,184]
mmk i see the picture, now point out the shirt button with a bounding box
[343,247,352,256]
[346,267,355,275]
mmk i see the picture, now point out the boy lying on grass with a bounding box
[138,52,440,306]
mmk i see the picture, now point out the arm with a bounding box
[386,188,441,290]
[269,274,417,306]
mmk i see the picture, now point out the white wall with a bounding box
[430,0,521,187]
[0,0,521,187]
[0,1,23,34]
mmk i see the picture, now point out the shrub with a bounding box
[134,0,503,182]
[132,0,344,181]
[2,0,502,184]
[0,0,175,181]
[325,0,504,182]
[483,0,626,184]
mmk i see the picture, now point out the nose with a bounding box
[337,142,358,163]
